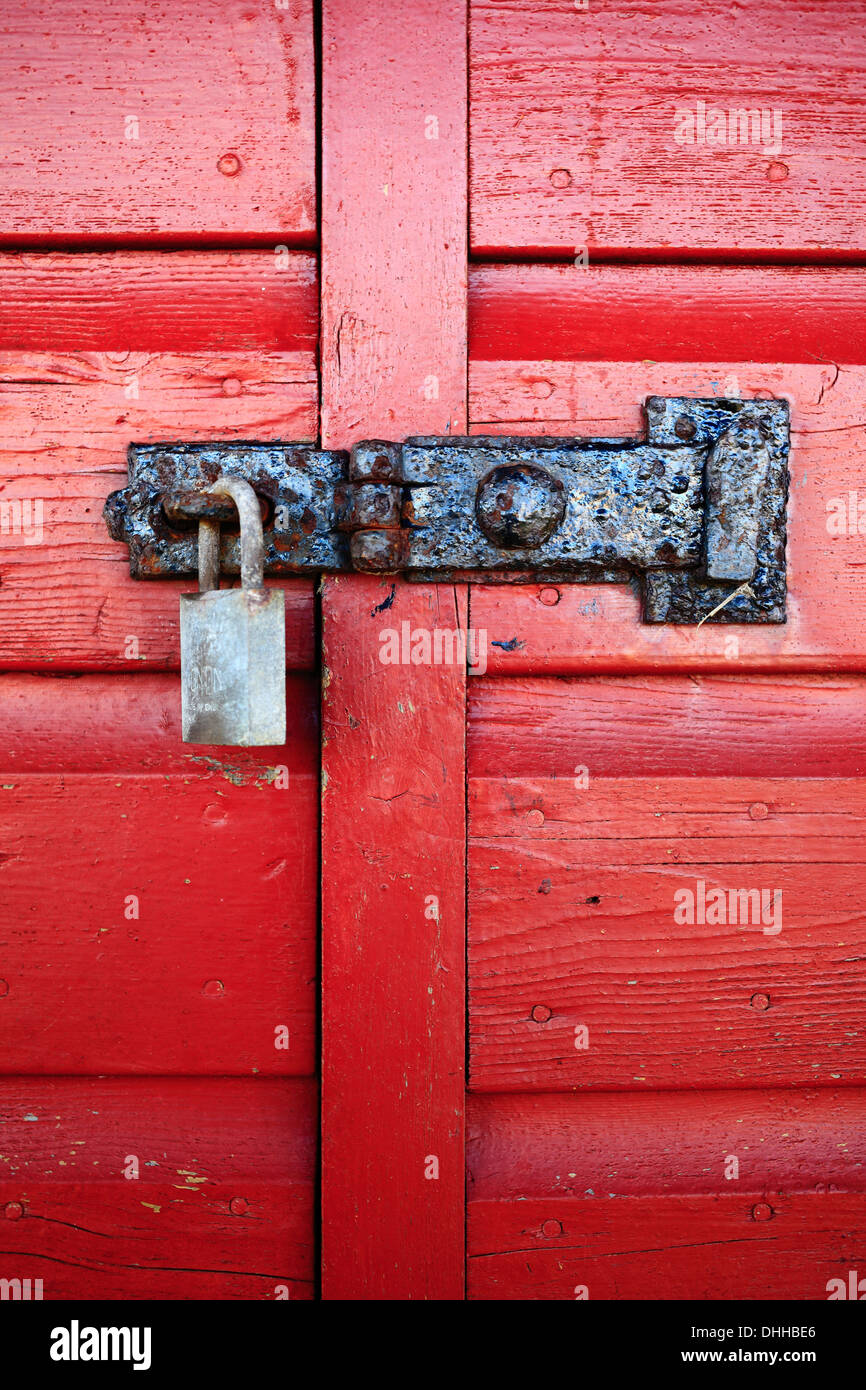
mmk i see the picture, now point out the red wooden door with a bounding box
[318,0,866,1301]
[2,0,866,1306]
[0,0,319,1298]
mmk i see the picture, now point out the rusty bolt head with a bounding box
[349,530,403,572]
[674,415,697,440]
[349,440,402,481]
[531,1004,552,1023]
[476,464,566,549]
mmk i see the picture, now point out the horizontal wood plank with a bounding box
[470,264,866,363]
[0,0,315,243]
[469,675,866,779]
[0,252,318,352]
[0,671,320,771]
[472,775,866,861]
[469,1090,866,1197]
[470,0,866,257]
[0,1078,315,1299]
[469,775,866,1091]
[469,1193,866,1300]
[0,352,317,670]
[470,362,866,673]
[0,675,318,1075]
[468,1090,866,1299]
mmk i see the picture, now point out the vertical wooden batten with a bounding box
[319,0,469,1299]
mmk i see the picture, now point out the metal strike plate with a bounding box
[642,397,788,624]
[103,397,789,624]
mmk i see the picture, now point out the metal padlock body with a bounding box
[180,475,286,746]
[180,585,285,745]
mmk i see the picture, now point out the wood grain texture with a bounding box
[319,0,469,1301]
[0,1078,315,1299]
[468,1091,866,1299]
[0,0,315,244]
[469,362,866,672]
[469,775,866,1091]
[320,0,467,444]
[469,1194,866,1300]
[320,579,467,1299]
[0,351,316,670]
[470,0,866,257]
[469,675,866,779]
[469,1090,866,1197]
[0,252,318,352]
[0,675,318,1074]
[470,264,866,363]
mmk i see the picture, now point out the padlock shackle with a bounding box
[197,519,220,593]
[207,476,265,590]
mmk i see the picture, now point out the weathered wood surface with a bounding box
[0,0,316,243]
[470,0,866,258]
[470,264,866,363]
[468,1090,866,1299]
[0,1078,316,1299]
[469,772,866,1091]
[469,675,866,779]
[320,0,467,445]
[0,675,318,1075]
[321,578,467,1299]
[320,0,468,1301]
[0,351,317,670]
[0,251,318,351]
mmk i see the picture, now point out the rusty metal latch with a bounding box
[103,396,789,624]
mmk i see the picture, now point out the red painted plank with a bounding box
[468,1091,866,1299]
[469,676,866,780]
[0,676,318,1074]
[0,252,318,352]
[470,264,866,364]
[469,361,866,673]
[468,1090,866,1198]
[0,1078,315,1299]
[469,777,866,1092]
[0,672,319,771]
[0,0,315,244]
[469,1194,866,1300]
[320,1,467,445]
[470,0,866,258]
[321,579,467,1299]
[0,351,316,670]
[320,0,469,1300]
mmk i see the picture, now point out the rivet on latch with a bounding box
[179,477,286,747]
[475,464,566,549]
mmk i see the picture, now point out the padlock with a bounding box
[180,475,286,746]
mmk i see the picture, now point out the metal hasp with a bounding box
[104,396,789,624]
